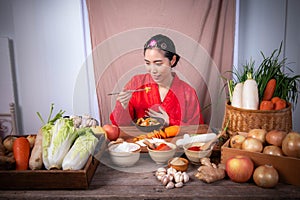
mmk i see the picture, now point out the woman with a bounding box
[110,34,204,126]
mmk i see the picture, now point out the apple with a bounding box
[225,155,254,183]
[230,134,246,149]
[103,124,120,141]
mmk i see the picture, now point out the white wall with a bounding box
[0,0,95,134]
[285,0,300,131]
[238,0,300,131]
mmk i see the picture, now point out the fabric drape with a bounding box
[86,0,235,127]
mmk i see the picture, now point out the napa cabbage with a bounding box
[62,128,99,170]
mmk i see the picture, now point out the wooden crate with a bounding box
[221,140,300,186]
[0,156,99,190]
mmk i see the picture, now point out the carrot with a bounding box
[271,96,281,104]
[274,99,287,110]
[164,126,180,137]
[159,129,167,139]
[262,79,276,101]
[259,100,274,110]
[13,137,30,170]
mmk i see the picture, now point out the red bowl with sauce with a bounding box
[183,142,213,164]
[147,142,176,164]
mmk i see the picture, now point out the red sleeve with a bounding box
[110,74,150,126]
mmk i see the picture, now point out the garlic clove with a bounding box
[182,172,190,183]
[175,182,184,188]
[161,175,169,186]
[166,181,175,189]
[167,167,177,175]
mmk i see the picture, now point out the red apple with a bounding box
[103,124,120,141]
[225,155,254,183]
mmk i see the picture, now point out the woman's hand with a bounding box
[146,106,169,126]
[117,91,133,109]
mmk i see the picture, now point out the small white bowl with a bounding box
[147,142,177,164]
[108,142,141,167]
[183,142,213,164]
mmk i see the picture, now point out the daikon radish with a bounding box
[29,130,43,170]
[231,83,244,108]
[242,73,259,110]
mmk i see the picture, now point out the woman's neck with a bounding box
[158,73,174,102]
[159,72,174,88]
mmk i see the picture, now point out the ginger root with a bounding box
[195,157,225,183]
[0,137,6,156]
[0,152,15,170]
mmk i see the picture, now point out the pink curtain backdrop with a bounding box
[86,0,235,127]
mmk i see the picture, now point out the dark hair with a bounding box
[144,34,180,67]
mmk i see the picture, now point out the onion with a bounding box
[282,132,300,158]
[230,134,246,149]
[266,130,287,146]
[253,165,279,188]
[247,129,267,143]
[242,138,263,153]
[263,145,283,156]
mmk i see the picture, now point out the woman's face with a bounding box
[144,48,175,86]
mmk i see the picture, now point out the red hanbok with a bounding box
[110,73,204,126]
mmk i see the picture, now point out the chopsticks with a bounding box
[107,88,148,96]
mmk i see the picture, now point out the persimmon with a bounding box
[271,97,281,104]
[274,99,287,110]
[260,100,274,110]
[164,125,180,137]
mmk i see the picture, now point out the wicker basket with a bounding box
[222,101,292,133]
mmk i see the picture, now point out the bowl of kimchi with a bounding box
[133,117,165,132]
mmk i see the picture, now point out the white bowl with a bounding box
[183,142,213,164]
[108,142,141,167]
[147,142,177,164]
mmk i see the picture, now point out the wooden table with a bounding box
[0,125,299,199]
[1,162,299,200]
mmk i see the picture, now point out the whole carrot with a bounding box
[13,137,30,170]
[262,79,276,101]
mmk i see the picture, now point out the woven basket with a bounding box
[222,101,292,133]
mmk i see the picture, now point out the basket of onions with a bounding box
[222,43,299,133]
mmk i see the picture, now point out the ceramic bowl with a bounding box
[133,117,165,132]
[183,142,213,164]
[108,142,141,167]
[147,142,177,164]
[168,157,189,172]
